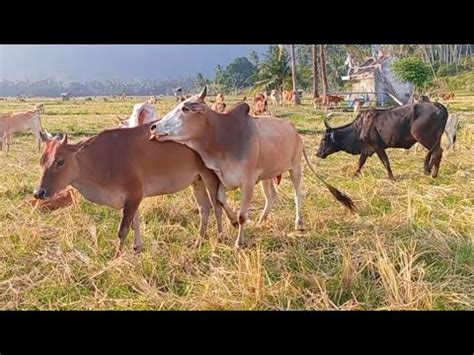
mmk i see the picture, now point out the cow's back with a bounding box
[77,124,206,197]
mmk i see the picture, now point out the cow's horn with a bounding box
[324,118,332,129]
[199,86,207,100]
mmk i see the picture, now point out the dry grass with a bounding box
[0,94,472,310]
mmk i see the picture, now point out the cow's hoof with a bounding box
[231,221,239,229]
[133,245,143,254]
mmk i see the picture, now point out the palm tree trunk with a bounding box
[290,45,301,105]
[319,44,329,96]
[312,45,320,98]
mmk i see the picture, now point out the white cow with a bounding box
[117,103,159,128]
[412,114,460,153]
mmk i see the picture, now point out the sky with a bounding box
[0,45,269,82]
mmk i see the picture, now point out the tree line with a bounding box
[1,45,471,98]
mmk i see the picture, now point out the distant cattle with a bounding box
[252,93,270,115]
[269,90,281,106]
[441,92,455,101]
[282,90,294,106]
[324,94,345,110]
[0,105,44,152]
[317,102,449,179]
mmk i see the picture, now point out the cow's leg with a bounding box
[258,179,277,224]
[235,182,256,249]
[132,211,142,253]
[354,154,368,176]
[290,165,305,231]
[199,169,238,231]
[428,143,443,178]
[374,148,395,180]
[191,180,212,247]
[444,131,453,151]
[116,199,141,257]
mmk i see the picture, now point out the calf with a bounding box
[324,94,344,110]
[34,124,238,256]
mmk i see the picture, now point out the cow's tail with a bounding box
[302,146,356,213]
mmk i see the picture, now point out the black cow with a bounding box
[316,102,449,179]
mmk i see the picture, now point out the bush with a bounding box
[392,57,433,93]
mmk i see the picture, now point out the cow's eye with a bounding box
[182,106,189,113]
[57,159,65,167]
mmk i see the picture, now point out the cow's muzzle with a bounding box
[34,188,47,200]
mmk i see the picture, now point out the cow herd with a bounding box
[0,87,457,256]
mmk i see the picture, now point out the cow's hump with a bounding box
[226,102,250,117]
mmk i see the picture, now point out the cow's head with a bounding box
[316,118,341,159]
[150,87,209,142]
[34,132,80,199]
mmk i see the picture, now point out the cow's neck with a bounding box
[184,113,251,189]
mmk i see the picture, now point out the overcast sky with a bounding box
[0,45,269,81]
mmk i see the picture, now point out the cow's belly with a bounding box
[72,182,126,209]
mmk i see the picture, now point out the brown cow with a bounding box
[33,124,238,256]
[0,106,44,152]
[253,93,270,116]
[150,87,355,249]
[324,94,344,110]
[282,90,294,106]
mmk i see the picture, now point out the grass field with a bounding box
[0,94,473,310]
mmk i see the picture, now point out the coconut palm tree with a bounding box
[312,45,320,98]
[319,44,329,96]
[290,45,301,105]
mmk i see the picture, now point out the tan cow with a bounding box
[211,101,227,113]
[34,124,238,256]
[0,105,44,152]
[253,93,270,116]
[282,90,294,106]
[150,87,355,249]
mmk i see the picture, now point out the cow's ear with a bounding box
[182,102,206,114]
[329,131,335,142]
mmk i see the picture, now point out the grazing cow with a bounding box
[0,105,44,152]
[149,87,355,249]
[316,102,449,179]
[34,124,238,256]
[324,94,345,110]
[117,103,159,128]
[269,89,281,106]
[85,97,93,101]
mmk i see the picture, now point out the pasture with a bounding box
[0,95,473,310]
